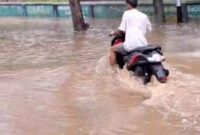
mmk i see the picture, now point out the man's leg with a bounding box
[109,43,123,66]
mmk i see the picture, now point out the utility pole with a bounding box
[69,0,88,31]
[153,0,165,23]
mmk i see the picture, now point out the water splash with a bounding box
[96,56,200,133]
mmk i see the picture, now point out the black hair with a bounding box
[126,0,138,8]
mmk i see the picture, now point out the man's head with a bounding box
[126,0,138,9]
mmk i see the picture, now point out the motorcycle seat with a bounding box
[128,45,161,54]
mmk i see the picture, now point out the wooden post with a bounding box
[69,0,88,31]
[53,5,59,18]
[22,4,28,17]
[182,4,189,23]
[176,0,183,23]
[89,5,95,18]
[153,0,166,23]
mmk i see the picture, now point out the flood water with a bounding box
[0,18,200,135]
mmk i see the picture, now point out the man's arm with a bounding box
[109,29,124,36]
[146,16,152,32]
[110,12,126,36]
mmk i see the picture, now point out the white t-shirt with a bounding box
[119,9,152,51]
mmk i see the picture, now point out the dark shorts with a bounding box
[116,45,128,55]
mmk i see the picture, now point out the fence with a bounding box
[0,2,199,18]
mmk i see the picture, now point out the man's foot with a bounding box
[111,66,117,74]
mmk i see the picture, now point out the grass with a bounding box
[22,0,200,3]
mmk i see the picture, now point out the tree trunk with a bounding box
[153,0,165,23]
[69,0,88,31]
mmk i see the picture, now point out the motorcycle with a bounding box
[111,34,169,84]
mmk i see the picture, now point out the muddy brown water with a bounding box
[0,18,200,135]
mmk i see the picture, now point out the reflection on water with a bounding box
[0,18,200,135]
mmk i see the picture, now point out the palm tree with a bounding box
[69,0,89,31]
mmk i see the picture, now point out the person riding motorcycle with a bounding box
[109,0,152,68]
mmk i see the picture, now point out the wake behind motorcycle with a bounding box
[111,34,169,84]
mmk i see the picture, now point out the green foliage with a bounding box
[140,0,200,4]
[24,0,66,2]
[22,0,199,3]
